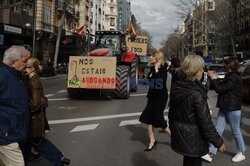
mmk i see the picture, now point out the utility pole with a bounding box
[54,0,69,68]
[32,0,37,57]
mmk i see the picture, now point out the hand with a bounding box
[218,144,226,152]
[155,60,161,72]
[208,70,218,80]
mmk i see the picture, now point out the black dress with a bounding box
[139,65,168,128]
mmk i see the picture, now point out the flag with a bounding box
[130,23,137,38]
[77,24,87,36]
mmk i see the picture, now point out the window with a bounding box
[43,6,51,23]
[110,18,115,26]
[110,7,114,13]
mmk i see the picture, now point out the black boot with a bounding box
[61,157,70,166]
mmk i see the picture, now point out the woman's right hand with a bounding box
[219,143,226,152]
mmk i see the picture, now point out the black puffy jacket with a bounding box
[210,72,241,111]
[169,80,223,157]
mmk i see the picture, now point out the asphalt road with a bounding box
[28,74,250,166]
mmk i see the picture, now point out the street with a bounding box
[28,75,250,166]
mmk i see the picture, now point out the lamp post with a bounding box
[32,0,37,57]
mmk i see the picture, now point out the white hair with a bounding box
[2,45,27,65]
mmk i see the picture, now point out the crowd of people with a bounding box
[139,51,246,166]
[0,45,247,166]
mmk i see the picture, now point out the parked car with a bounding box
[241,64,250,102]
[208,64,227,79]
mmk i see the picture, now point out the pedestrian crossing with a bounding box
[49,112,169,133]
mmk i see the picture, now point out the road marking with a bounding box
[119,119,141,126]
[48,108,169,125]
[58,90,67,93]
[48,98,69,101]
[46,94,55,98]
[130,94,147,97]
[70,124,99,133]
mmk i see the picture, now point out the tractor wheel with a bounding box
[113,65,130,99]
[130,57,138,92]
[143,65,151,79]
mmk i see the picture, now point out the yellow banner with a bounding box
[67,56,116,89]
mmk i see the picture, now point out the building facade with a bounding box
[105,0,118,31]
[90,0,106,38]
[235,0,250,60]
[0,0,34,59]
[117,0,131,32]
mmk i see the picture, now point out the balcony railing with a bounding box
[55,0,65,11]
[66,5,74,15]
[75,11,80,19]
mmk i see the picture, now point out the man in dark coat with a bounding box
[0,46,30,166]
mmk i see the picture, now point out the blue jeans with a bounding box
[209,110,246,154]
[33,137,64,166]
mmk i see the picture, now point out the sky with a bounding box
[130,0,180,50]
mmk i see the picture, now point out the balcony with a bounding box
[9,11,33,29]
[75,11,80,19]
[66,5,74,15]
[108,2,116,7]
[55,0,65,11]
[106,11,116,16]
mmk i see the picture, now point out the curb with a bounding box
[40,74,67,80]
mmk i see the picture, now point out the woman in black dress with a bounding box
[139,51,171,151]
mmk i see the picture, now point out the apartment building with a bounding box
[193,0,215,57]
[118,0,131,32]
[90,0,106,38]
[105,0,118,31]
[235,0,250,59]
[0,0,34,58]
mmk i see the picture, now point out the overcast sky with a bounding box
[130,0,180,50]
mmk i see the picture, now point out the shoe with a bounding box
[201,153,214,162]
[61,157,70,165]
[144,141,157,152]
[232,152,245,162]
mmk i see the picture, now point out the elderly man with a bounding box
[0,46,30,166]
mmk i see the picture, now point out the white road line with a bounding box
[57,90,67,93]
[45,94,55,98]
[70,124,99,133]
[130,94,147,97]
[48,98,69,101]
[48,108,169,125]
[49,112,141,125]
[119,119,141,126]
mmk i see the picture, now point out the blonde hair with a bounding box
[179,54,204,81]
[153,51,165,66]
[29,57,43,73]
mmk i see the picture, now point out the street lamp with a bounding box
[32,0,37,57]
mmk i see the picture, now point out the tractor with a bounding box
[67,30,138,99]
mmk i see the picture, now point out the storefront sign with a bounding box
[118,10,122,31]
[4,25,22,34]
[67,56,117,89]
[0,35,4,45]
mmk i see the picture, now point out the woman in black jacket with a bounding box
[169,54,225,166]
[202,58,246,163]
[139,51,171,151]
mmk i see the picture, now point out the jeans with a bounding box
[32,137,64,166]
[209,110,246,154]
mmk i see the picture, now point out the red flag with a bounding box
[77,24,87,36]
[130,23,137,38]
